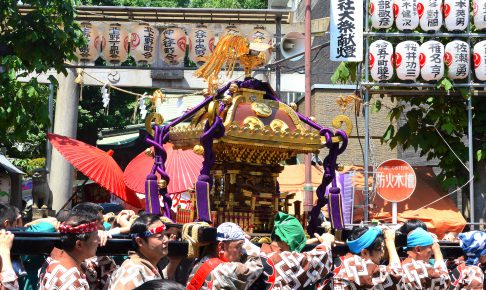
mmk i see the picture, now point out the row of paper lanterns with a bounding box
[74,22,272,66]
[370,0,486,31]
[369,40,486,81]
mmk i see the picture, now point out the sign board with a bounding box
[330,0,363,61]
[375,159,416,202]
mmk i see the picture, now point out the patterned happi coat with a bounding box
[187,239,263,290]
[0,269,17,290]
[108,252,161,290]
[250,242,333,290]
[400,257,451,289]
[318,253,403,290]
[448,262,484,290]
[81,256,118,290]
[38,258,89,290]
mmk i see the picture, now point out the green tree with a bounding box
[0,0,84,158]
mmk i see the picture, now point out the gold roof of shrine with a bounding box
[169,86,323,165]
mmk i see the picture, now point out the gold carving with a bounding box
[207,100,219,126]
[145,113,164,137]
[331,115,353,143]
[243,116,264,130]
[193,144,204,155]
[270,119,289,132]
[251,102,273,118]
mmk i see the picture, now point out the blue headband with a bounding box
[347,227,382,254]
[407,228,434,247]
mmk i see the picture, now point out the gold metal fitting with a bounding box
[193,144,204,155]
[144,148,154,157]
[223,95,233,105]
[289,102,298,111]
[309,116,316,122]
[157,179,167,189]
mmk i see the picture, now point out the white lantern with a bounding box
[473,40,486,81]
[444,0,469,31]
[395,41,420,80]
[417,0,443,32]
[100,23,129,65]
[419,40,444,81]
[370,0,394,29]
[444,40,469,79]
[247,25,273,65]
[160,26,187,65]
[369,40,394,81]
[393,0,420,30]
[75,22,101,65]
[188,24,215,66]
[473,0,486,30]
[130,23,158,66]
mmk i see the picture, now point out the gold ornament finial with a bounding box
[157,179,167,189]
[144,148,154,157]
[193,144,204,155]
[289,103,298,111]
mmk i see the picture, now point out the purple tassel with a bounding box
[328,187,344,230]
[195,180,211,222]
[145,174,161,215]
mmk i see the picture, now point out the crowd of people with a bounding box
[0,202,484,290]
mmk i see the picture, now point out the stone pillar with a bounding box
[49,68,79,211]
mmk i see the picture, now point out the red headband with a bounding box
[149,224,166,235]
[59,220,98,234]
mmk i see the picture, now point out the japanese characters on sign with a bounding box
[419,40,444,81]
[101,23,129,65]
[130,23,157,66]
[473,0,486,30]
[330,0,364,61]
[444,0,469,31]
[189,24,215,66]
[417,0,443,31]
[370,0,394,29]
[445,40,470,80]
[160,26,187,65]
[376,159,416,203]
[369,40,394,81]
[75,22,101,65]
[393,0,420,31]
[395,41,420,80]
[473,40,486,81]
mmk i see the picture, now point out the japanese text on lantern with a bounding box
[330,0,363,61]
[379,0,392,26]
[377,43,391,80]
[109,26,121,59]
[428,42,442,78]
[195,29,207,57]
[456,0,467,27]
[405,42,418,77]
[143,26,155,59]
[454,42,469,77]
[163,29,177,61]
[79,25,92,58]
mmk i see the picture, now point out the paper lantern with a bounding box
[188,24,215,66]
[369,40,394,81]
[473,0,486,30]
[100,23,129,65]
[247,25,273,65]
[130,23,158,66]
[75,22,101,65]
[444,0,469,31]
[419,40,444,81]
[160,26,187,65]
[370,0,394,29]
[393,0,420,30]
[417,0,443,32]
[395,41,420,80]
[473,40,486,81]
[444,40,469,79]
